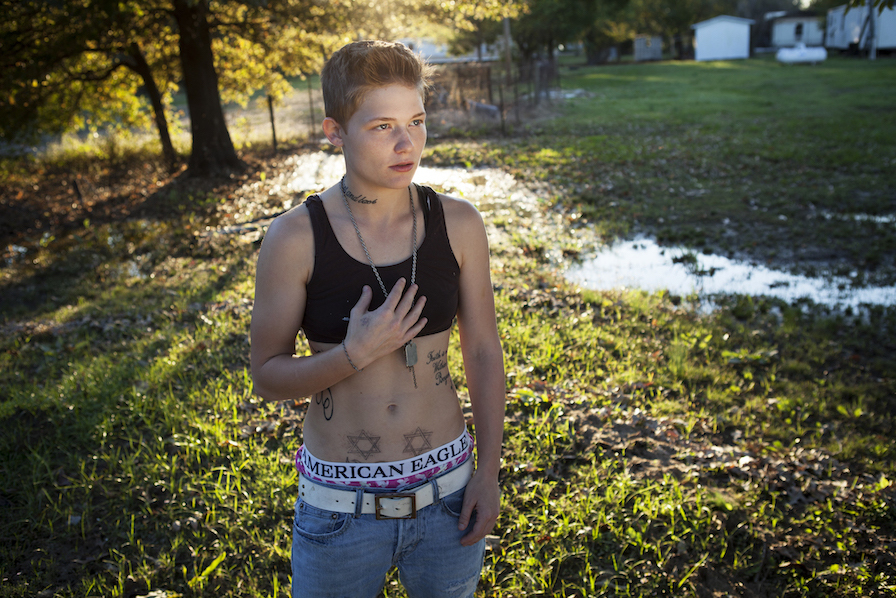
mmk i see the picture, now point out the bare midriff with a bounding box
[302,329,466,464]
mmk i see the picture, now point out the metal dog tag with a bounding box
[404,341,418,367]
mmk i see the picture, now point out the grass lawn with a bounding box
[430,54,896,286]
[1,55,895,597]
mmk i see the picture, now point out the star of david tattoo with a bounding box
[403,427,433,457]
[347,430,381,460]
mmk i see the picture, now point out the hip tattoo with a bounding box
[314,388,334,420]
[311,346,334,420]
[341,427,436,460]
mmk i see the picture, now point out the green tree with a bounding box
[432,0,526,61]
[171,0,242,175]
[449,18,505,60]
[850,0,895,10]
[581,0,635,64]
[807,0,846,12]
[0,0,339,177]
[0,1,182,166]
[443,0,528,28]
[633,0,738,59]
[513,0,599,61]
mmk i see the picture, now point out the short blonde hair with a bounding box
[321,40,434,126]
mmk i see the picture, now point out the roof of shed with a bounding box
[691,15,756,30]
[770,10,821,21]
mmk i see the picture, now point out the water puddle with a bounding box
[253,153,550,247]
[273,153,542,217]
[266,152,895,311]
[565,237,896,310]
[818,211,896,226]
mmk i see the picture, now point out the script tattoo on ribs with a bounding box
[426,349,452,388]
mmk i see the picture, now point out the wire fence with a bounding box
[427,59,561,131]
[5,58,566,158]
[239,58,564,149]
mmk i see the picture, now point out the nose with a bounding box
[394,127,413,153]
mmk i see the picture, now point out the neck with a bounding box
[340,179,414,221]
[341,177,377,205]
[342,176,410,205]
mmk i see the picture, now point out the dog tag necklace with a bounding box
[342,183,419,388]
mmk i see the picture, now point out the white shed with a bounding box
[771,12,825,47]
[691,16,756,61]
[634,35,664,61]
[826,2,896,51]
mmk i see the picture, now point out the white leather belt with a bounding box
[298,458,473,519]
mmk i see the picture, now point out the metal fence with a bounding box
[233,57,563,150]
[424,59,561,133]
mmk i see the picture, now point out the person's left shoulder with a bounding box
[434,192,488,269]
[435,191,485,229]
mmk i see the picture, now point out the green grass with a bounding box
[428,55,896,286]
[2,55,895,597]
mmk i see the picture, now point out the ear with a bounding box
[322,117,345,147]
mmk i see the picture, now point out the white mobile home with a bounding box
[826,2,896,50]
[771,12,825,47]
[691,16,755,61]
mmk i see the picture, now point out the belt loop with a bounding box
[429,477,440,503]
[353,488,364,518]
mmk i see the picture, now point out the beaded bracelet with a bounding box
[342,340,362,372]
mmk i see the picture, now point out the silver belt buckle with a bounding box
[375,492,417,520]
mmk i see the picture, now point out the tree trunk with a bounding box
[127,43,178,171]
[172,0,243,177]
[583,29,604,65]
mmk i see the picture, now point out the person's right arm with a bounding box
[249,208,427,402]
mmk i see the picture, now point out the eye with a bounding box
[376,123,391,131]
[411,119,425,127]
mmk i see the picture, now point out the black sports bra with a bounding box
[301,185,460,344]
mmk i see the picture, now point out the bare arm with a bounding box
[249,208,427,402]
[445,197,506,545]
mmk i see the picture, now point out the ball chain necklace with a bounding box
[341,181,419,388]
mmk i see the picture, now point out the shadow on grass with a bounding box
[4,60,896,591]
[0,201,295,596]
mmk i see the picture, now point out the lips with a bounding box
[390,162,415,172]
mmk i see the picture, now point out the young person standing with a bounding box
[250,40,505,597]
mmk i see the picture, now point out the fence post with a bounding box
[455,66,466,111]
[498,81,506,137]
[529,60,535,106]
[486,65,493,104]
[268,95,278,153]
[532,60,544,106]
[307,77,316,136]
[555,57,560,99]
[503,18,513,87]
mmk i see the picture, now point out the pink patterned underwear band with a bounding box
[295,428,473,489]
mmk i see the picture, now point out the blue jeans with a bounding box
[291,481,486,598]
